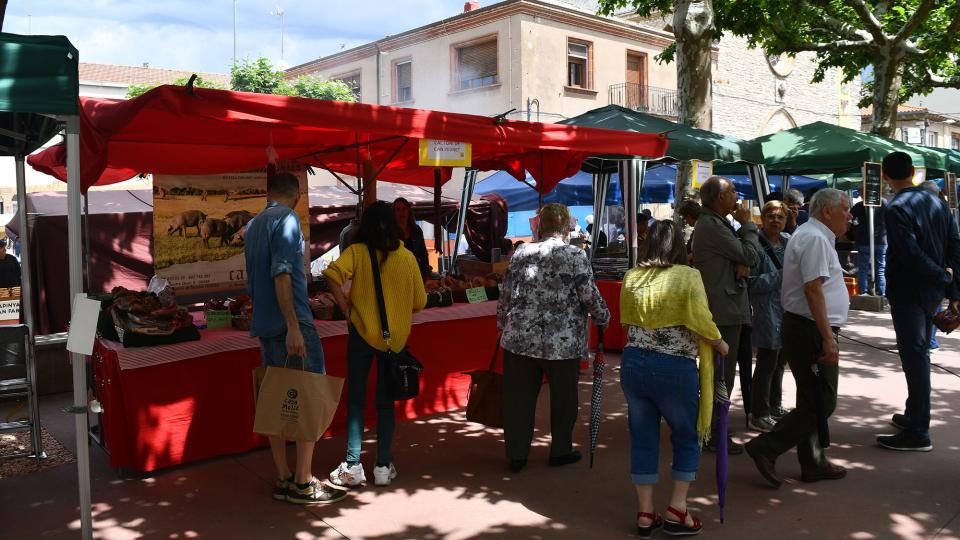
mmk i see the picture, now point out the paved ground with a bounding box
[2,309,959,539]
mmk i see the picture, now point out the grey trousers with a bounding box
[749,313,839,471]
[502,349,580,460]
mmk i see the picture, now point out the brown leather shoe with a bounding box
[801,463,847,483]
[745,441,782,488]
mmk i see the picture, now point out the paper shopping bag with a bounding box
[252,366,344,441]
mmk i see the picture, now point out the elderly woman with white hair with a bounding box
[497,203,610,473]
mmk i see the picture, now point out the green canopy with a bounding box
[0,32,79,156]
[718,121,949,178]
[559,105,765,173]
[928,147,960,174]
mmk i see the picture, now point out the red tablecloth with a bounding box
[92,311,498,473]
[589,280,626,351]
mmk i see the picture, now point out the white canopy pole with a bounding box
[66,115,93,540]
[14,154,42,458]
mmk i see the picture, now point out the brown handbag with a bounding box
[465,337,504,428]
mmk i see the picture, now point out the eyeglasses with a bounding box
[764,214,786,221]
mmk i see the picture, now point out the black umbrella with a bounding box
[589,327,606,468]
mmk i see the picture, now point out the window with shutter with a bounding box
[455,38,498,90]
[952,134,960,150]
[567,40,590,88]
[394,61,412,103]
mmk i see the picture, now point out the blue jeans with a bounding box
[889,300,938,438]
[857,244,887,295]
[258,321,325,373]
[344,326,396,465]
[620,347,701,484]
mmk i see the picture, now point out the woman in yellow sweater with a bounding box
[323,201,427,488]
[619,220,728,538]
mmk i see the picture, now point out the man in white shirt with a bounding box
[745,188,851,488]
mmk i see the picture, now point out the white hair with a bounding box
[810,188,848,218]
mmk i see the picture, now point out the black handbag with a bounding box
[368,244,423,401]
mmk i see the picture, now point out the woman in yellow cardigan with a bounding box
[324,201,427,488]
[620,220,728,538]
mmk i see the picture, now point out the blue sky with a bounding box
[2,1,466,73]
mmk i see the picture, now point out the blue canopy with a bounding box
[477,165,827,209]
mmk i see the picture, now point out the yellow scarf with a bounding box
[620,265,721,445]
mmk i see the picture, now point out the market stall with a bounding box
[27,84,668,474]
[93,303,498,473]
[558,106,765,350]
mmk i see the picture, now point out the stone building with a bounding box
[286,0,860,139]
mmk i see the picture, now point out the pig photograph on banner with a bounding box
[152,163,310,296]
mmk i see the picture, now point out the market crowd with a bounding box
[244,150,960,535]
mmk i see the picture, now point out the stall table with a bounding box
[589,279,626,351]
[92,302,498,473]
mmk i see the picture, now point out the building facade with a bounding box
[861,104,960,151]
[287,0,859,139]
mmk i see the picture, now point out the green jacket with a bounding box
[691,207,760,326]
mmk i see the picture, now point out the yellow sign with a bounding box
[691,160,714,188]
[418,139,472,167]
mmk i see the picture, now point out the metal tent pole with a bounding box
[748,165,770,205]
[590,171,610,261]
[66,115,93,540]
[15,154,42,460]
[867,206,876,295]
[619,159,640,268]
[452,169,477,274]
[83,194,92,292]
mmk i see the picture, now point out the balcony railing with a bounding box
[608,83,678,118]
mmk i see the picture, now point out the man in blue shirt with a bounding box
[245,172,346,505]
[879,152,960,452]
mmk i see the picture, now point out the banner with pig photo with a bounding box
[152,163,310,297]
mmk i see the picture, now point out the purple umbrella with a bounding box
[714,354,731,523]
[589,327,606,468]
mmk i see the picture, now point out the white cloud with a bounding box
[2,0,467,73]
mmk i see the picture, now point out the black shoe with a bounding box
[508,459,527,473]
[745,441,782,489]
[636,512,663,539]
[273,475,294,501]
[548,450,582,467]
[772,406,789,421]
[705,435,744,455]
[877,432,932,452]
[890,413,909,431]
[800,463,847,482]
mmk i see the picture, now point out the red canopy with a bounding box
[28,85,668,193]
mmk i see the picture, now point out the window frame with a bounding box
[331,69,362,101]
[392,58,414,104]
[927,130,938,147]
[450,34,500,93]
[566,38,593,90]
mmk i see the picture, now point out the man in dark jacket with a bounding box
[879,151,960,452]
[693,177,760,454]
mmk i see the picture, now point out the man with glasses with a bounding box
[783,189,805,235]
[692,176,760,454]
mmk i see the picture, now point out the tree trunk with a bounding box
[869,50,905,138]
[672,0,715,221]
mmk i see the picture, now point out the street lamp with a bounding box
[270,6,285,63]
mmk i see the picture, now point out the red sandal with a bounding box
[664,506,702,536]
[636,511,663,539]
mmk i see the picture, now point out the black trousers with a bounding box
[750,313,839,471]
[502,349,580,460]
[751,347,786,418]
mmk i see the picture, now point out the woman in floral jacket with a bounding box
[497,203,610,473]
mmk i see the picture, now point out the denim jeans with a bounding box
[620,347,701,484]
[889,299,938,438]
[344,326,396,465]
[258,321,325,373]
[857,244,887,295]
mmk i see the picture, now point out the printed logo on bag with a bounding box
[281,387,300,422]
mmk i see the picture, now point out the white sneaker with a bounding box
[329,462,366,487]
[373,463,397,486]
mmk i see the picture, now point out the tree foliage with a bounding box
[126,75,223,99]
[599,0,960,136]
[127,57,357,103]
